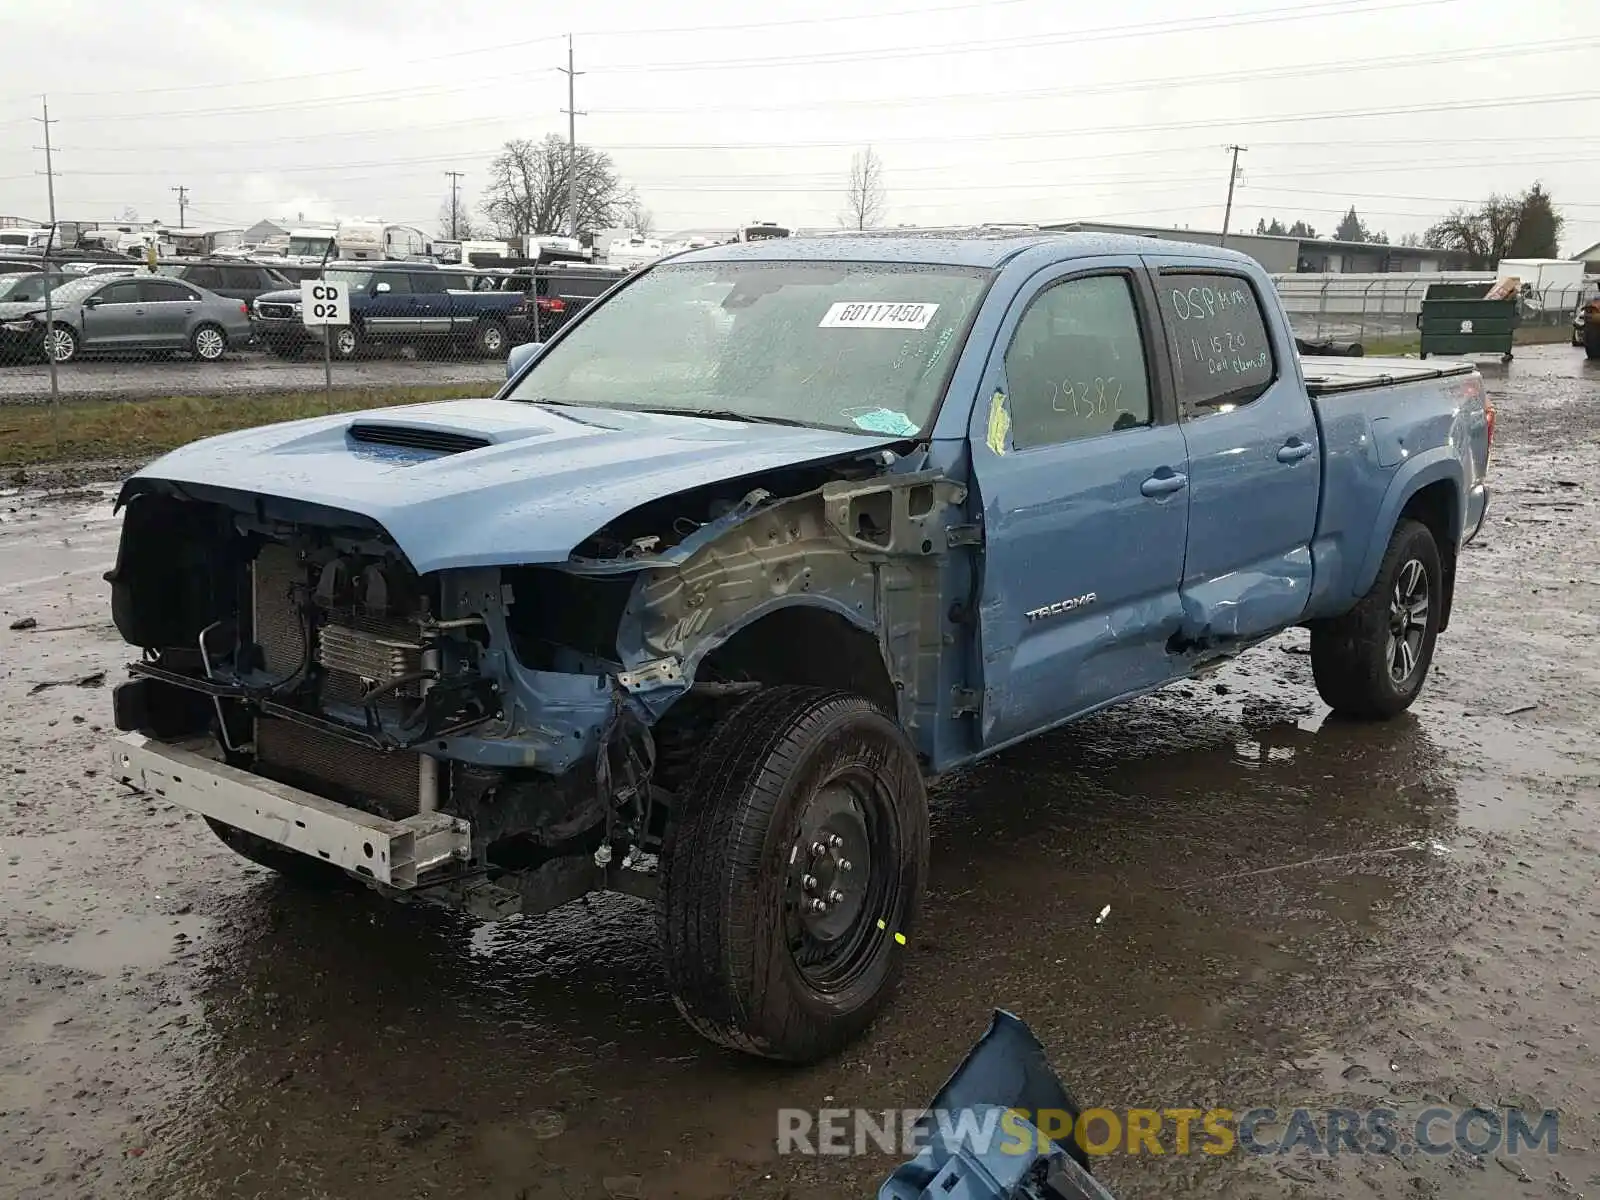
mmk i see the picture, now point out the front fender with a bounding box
[1352,449,1462,598]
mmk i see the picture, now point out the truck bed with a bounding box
[1300,355,1476,397]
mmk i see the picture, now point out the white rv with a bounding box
[606,235,666,270]
[335,220,430,261]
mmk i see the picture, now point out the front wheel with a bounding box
[658,686,929,1063]
[45,324,78,364]
[1310,517,1443,719]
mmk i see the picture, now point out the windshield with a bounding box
[506,260,989,434]
[325,269,373,289]
[46,276,112,305]
[287,236,333,257]
[0,273,65,301]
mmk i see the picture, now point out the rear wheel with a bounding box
[1310,518,1442,719]
[473,319,508,358]
[205,818,353,888]
[190,323,228,362]
[658,686,928,1062]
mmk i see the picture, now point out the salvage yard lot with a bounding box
[0,345,1597,1200]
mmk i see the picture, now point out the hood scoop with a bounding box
[347,423,491,456]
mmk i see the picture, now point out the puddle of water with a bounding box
[30,911,206,975]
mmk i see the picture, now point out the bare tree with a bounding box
[437,196,479,241]
[1425,184,1563,268]
[479,134,634,239]
[841,147,887,231]
[624,199,656,236]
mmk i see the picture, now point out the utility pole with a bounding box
[1220,144,1246,247]
[443,171,464,239]
[33,96,60,409]
[171,184,188,228]
[558,35,586,239]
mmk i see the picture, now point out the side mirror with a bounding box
[82,296,103,308]
[374,281,391,294]
[506,341,543,379]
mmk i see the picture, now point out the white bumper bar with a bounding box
[110,733,470,888]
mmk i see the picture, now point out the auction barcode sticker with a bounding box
[818,302,939,331]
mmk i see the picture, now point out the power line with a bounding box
[589,38,1596,114]
[591,0,1450,73]
[170,184,188,227]
[0,0,1425,102]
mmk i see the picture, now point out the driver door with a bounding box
[967,260,1190,749]
[80,279,144,350]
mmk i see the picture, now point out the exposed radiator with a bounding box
[250,543,427,818]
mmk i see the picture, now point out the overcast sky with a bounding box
[1,0,1595,251]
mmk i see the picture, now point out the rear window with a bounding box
[1157,271,1275,410]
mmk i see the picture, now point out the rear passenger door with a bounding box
[969,260,1190,748]
[138,279,201,347]
[1142,258,1320,646]
[406,272,453,337]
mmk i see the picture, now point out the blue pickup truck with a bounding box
[250,261,530,359]
[106,233,1490,1063]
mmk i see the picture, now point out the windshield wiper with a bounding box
[624,406,816,428]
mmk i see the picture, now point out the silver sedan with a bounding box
[0,272,255,363]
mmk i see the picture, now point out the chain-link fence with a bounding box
[0,248,631,401]
[1275,272,1596,345]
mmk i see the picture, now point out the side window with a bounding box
[185,265,223,290]
[436,273,472,292]
[221,267,263,290]
[375,273,411,295]
[1156,272,1275,412]
[139,280,198,303]
[98,281,142,304]
[407,273,445,295]
[1003,274,1153,450]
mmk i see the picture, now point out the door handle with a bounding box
[1277,439,1315,463]
[1140,471,1188,497]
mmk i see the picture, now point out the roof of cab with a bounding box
[674,231,1259,269]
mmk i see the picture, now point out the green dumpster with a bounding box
[1417,280,1519,362]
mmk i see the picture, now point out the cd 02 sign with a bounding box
[300,280,349,326]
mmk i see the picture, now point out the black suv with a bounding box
[155,260,294,305]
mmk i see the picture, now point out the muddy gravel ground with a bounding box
[0,352,504,403]
[1,343,1597,1200]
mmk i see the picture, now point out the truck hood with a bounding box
[252,288,300,304]
[119,398,899,573]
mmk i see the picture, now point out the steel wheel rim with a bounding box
[195,328,224,359]
[482,326,504,352]
[47,329,73,362]
[336,329,357,355]
[1387,557,1429,683]
[784,767,901,993]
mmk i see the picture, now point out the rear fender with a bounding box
[1352,449,1461,598]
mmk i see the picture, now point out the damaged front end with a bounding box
[106,443,966,920]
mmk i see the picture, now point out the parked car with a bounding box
[155,259,295,306]
[490,263,629,338]
[106,234,1491,1063]
[0,272,69,303]
[1573,288,1600,359]
[0,273,253,363]
[250,261,530,358]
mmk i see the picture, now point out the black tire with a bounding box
[658,685,929,1063]
[473,319,509,358]
[330,324,362,360]
[204,817,354,888]
[1310,517,1443,719]
[190,323,228,362]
